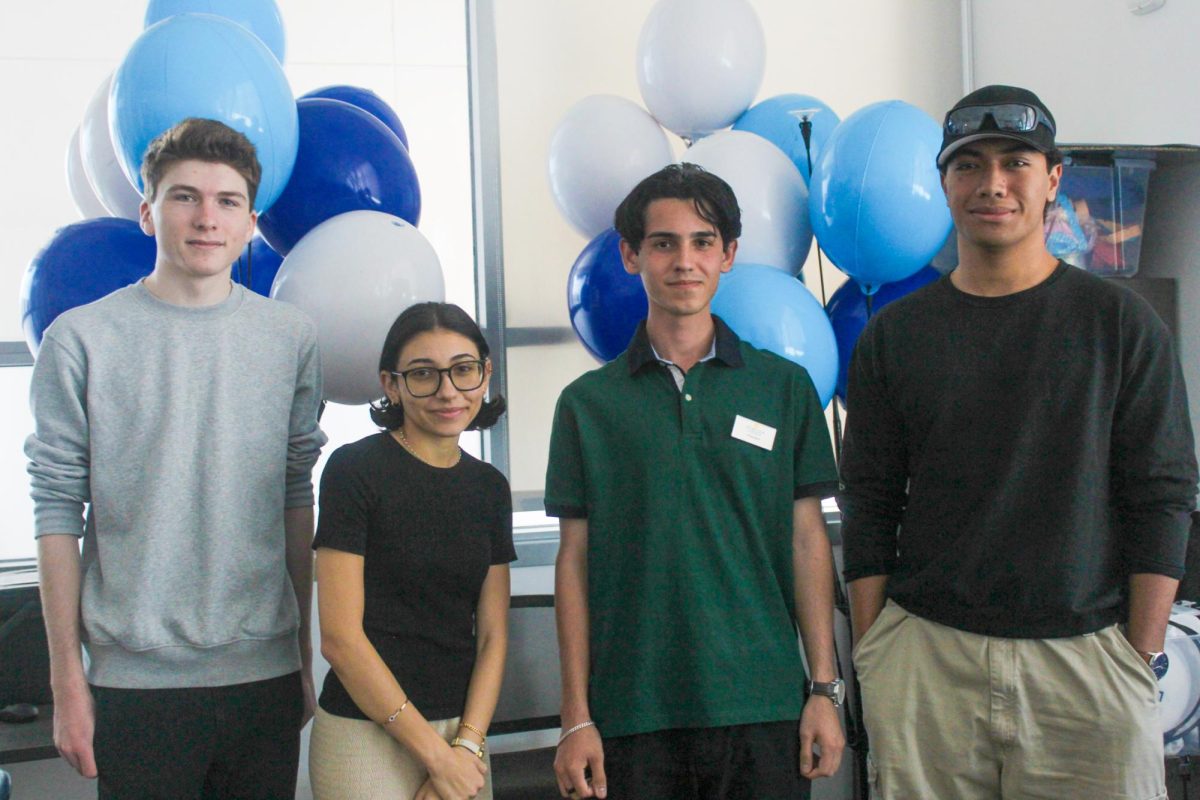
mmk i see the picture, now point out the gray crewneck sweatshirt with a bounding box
[26,282,327,688]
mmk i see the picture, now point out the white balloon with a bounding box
[636,0,765,140]
[685,131,812,274]
[65,126,111,219]
[270,211,446,406]
[548,95,674,238]
[80,74,144,221]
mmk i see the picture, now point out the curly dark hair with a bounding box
[613,163,742,252]
[369,302,506,431]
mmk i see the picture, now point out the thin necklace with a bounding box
[396,426,461,468]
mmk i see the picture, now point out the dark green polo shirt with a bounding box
[545,317,838,738]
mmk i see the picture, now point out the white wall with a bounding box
[968,0,1200,145]
[0,0,476,346]
[495,0,966,496]
[967,0,1200,466]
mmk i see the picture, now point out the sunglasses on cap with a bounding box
[945,103,1056,136]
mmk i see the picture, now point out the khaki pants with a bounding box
[854,601,1165,800]
[310,707,494,800]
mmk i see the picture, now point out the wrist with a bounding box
[451,737,486,758]
[50,668,89,694]
[560,702,592,728]
[457,721,485,746]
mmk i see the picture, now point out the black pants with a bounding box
[92,671,303,800]
[604,721,811,800]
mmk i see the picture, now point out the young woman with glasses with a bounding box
[309,302,514,800]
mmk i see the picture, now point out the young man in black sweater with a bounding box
[840,85,1198,799]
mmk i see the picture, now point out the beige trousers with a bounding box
[309,707,494,800]
[854,601,1166,800]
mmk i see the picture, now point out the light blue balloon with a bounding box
[733,93,840,185]
[144,0,286,63]
[712,264,839,408]
[110,13,298,213]
[808,100,952,294]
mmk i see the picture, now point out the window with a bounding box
[2,1,477,561]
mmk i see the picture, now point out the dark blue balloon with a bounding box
[300,85,409,151]
[20,218,157,354]
[258,97,421,255]
[232,236,284,296]
[826,265,941,402]
[567,228,647,362]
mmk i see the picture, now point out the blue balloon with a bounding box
[712,265,839,407]
[826,266,942,402]
[111,13,298,213]
[20,218,157,355]
[733,93,840,185]
[144,0,286,63]
[567,228,647,362]
[232,236,284,297]
[258,98,421,255]
[808,100,952,294]
[301,85,409,152]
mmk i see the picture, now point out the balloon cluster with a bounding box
[22,1,444,406]
[548,0,955,409]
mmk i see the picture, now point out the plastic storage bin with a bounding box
[1045,155,1155,277]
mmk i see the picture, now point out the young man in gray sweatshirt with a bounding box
[26,118,327,798]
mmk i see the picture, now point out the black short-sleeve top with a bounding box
[313,432,516,721]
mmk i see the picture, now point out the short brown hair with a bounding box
[140,118,262,206]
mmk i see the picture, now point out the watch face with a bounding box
[1150,652,1170,680]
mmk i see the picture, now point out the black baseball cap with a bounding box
[937,85,1056,167]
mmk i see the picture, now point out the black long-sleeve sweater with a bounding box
[839,263,1198,638]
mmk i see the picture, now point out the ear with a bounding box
[379,370,400,403]
[619,239,640,276]
[139,198,155,236]
[1046,162,1063,202]
[720,239,737,273]
[480,357,493,393]
[246,210,258,245]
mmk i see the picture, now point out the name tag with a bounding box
[731,415,776,451]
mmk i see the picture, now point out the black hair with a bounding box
[368,302,506,431]
[613,163,742,251]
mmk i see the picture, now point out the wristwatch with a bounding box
[451,737,485,758]
[806,679,846,707]
[1139,650,1169,680]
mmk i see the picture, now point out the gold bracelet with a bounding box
[383,699,410,726]
[458,721,486,741]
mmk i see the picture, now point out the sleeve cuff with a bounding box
[544,502,587,519]
[795,480,840,500]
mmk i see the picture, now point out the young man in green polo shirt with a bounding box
[547,163,845,799]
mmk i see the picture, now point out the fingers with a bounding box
[566,764,593,798]
[799,729,846,779]
[798,728,815,776]
[588,752,608,799]
[816,732,845,777]
[554,754,597,798]
[58,740,98,779]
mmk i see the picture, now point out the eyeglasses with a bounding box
[391,360,486,398]
[945,103,1055,136]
